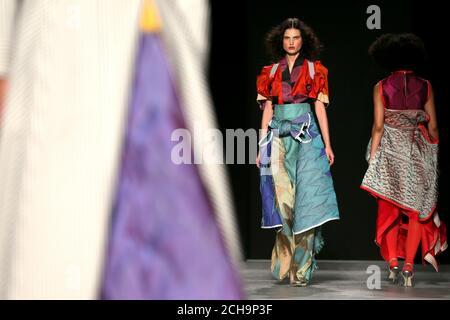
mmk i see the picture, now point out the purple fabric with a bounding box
[381,71,428,110]
[259,134,283,228]
[100,33,243,299]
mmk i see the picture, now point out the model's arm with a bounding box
[259,100,273,139]
[424,83,439,141]
[314,100,334,165]
[256,100,273,168]
[369,82,385,162]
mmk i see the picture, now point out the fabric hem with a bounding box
[261,224,283,229]
[293,217,340,235]
[360,185,436,222]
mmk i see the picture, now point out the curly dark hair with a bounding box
[265,18,323,63]
[368,33,427,72]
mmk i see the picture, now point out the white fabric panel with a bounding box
[0,0,141,299]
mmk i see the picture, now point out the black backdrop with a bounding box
[209,0,449,263]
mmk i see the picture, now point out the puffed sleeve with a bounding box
[256,65,274,110]
[313,61,330,106]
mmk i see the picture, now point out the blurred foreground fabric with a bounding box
[100,0,243,299]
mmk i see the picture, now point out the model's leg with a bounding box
[377,200,402,259]
[270,135,296,281]
[402,214,422,286]
[404,215,422,271]
[290,228,316,286]
[271,230,292,280]
[376,199,402,282]
[380,201,400,267]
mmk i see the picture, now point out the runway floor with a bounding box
[243,260,450,299]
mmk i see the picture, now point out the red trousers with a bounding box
[376,199,447,271]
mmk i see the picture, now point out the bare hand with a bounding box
[256,151,261,168]
[325,146,335,166]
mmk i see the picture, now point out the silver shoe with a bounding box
[388,266,400,283]
[401,270,414,287]
[290,280,308,287]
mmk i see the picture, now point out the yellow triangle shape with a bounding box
[140,0,162,32]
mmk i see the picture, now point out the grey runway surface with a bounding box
[243,260,450,300]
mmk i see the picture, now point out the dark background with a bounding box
[209,0,449,263]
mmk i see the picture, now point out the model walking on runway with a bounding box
[361,33,447,287]
[256,18,340,287]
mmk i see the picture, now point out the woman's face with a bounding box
[283,28,302,56]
